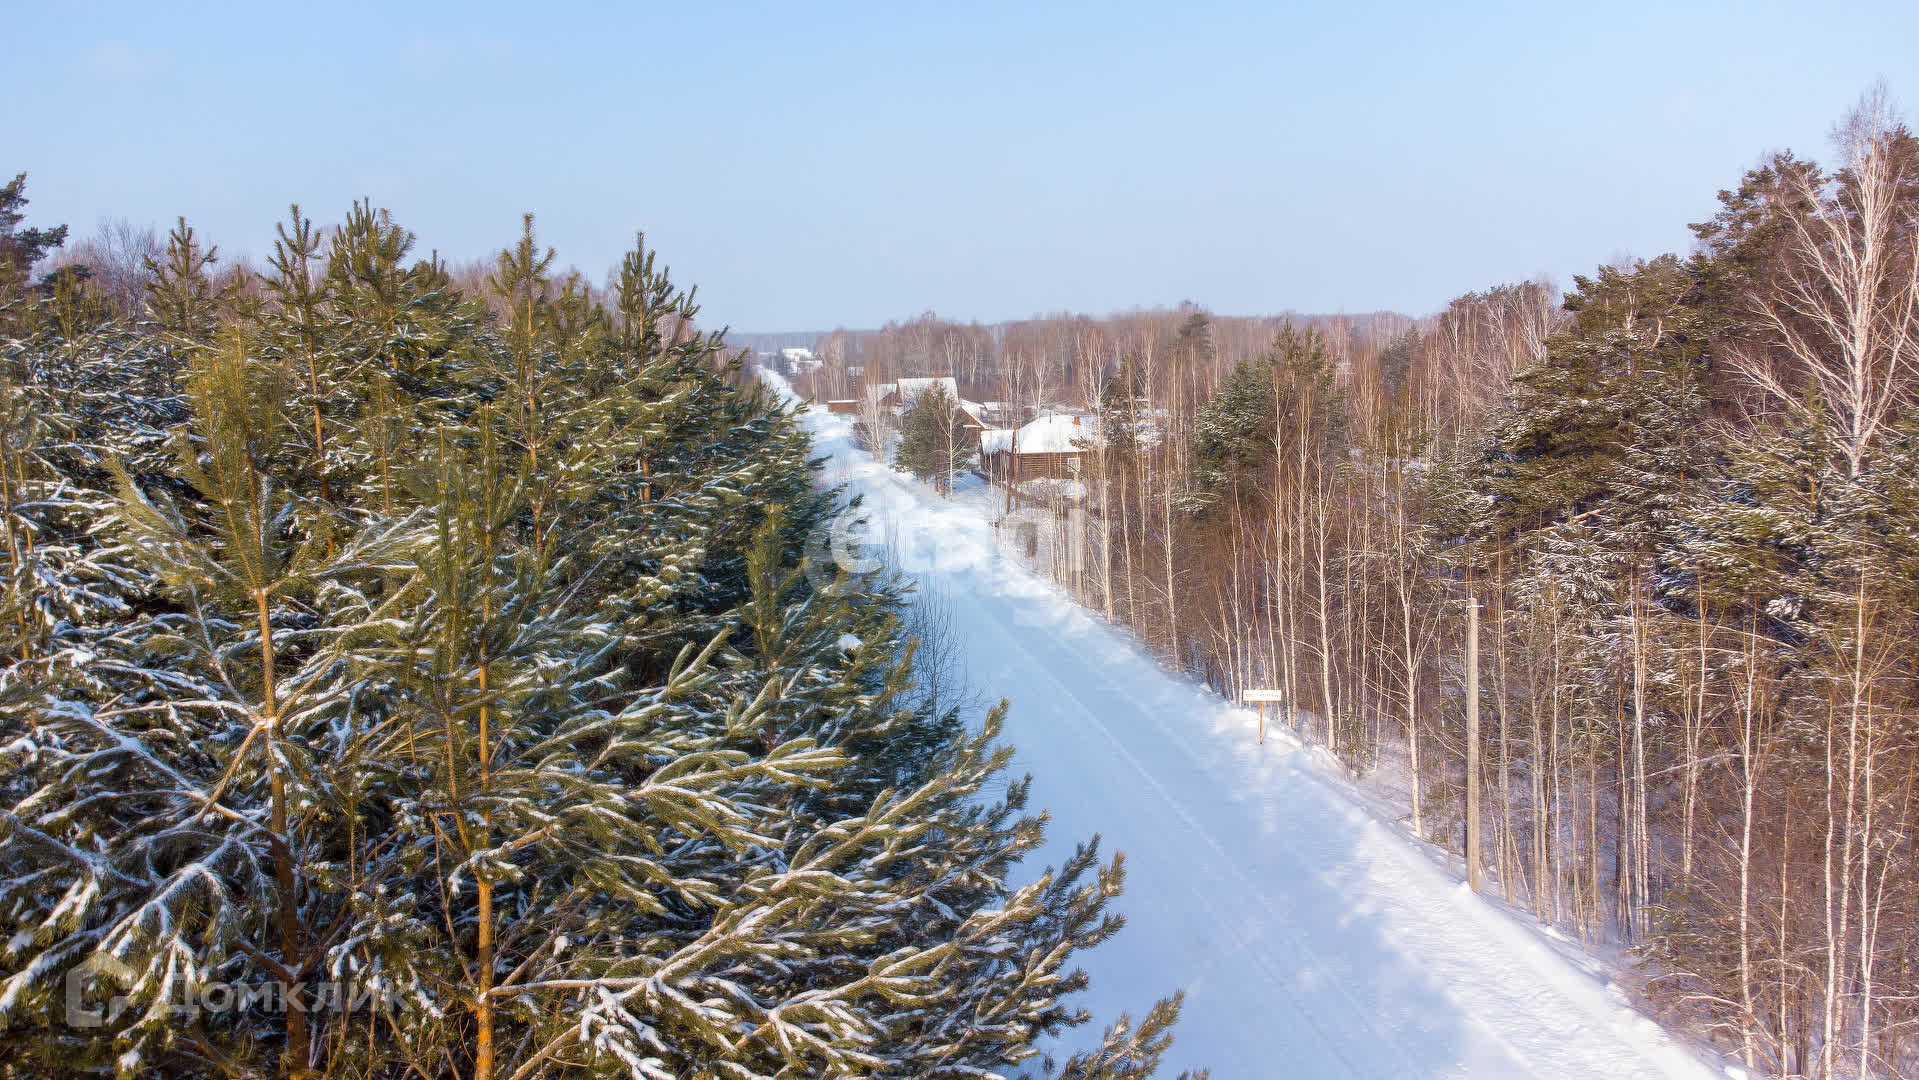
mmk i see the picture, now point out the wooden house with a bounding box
[980,413,1100,483]
[862,376,960,413]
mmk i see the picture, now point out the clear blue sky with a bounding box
[9,1,1919,332]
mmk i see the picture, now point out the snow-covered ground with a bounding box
[772,379,1727,1080]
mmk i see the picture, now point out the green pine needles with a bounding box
[0,206,1198,1080]
[894,383,971,495]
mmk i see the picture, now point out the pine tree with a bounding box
[1461,255,1708,545]
[1376,328,1420,399]
[1183,360,1273,514]
[142,218,222,343]
[894,383,969,494]
[0,205,1196,1080]
[0,173,67,309]
[260,205,338,505]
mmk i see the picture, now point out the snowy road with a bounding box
[780,385,1723,1080]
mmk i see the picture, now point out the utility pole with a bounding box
[1004,428,1018,515]
[1068,458,1085,601]
[1465,596,1482,893]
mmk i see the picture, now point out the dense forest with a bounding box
[792,97,1919,1078]
[0,183,1204,1079]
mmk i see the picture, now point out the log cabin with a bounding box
[979,412,1100,483]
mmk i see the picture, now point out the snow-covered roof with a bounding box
[863,377,961,413]
[780,347,815,362]
[980,413,1099,455]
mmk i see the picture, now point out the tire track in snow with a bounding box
[1008,578,1695,1079]
[963,587,1429,1079]
[962,575,1545,1079]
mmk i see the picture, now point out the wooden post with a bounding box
[1005,428,1018,515]
[1068,458,1085,600]
[1245,690,1283,746]
[1466,597,1482,893]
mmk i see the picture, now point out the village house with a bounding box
[953,399,991,442]
[824,376,1008,457]
[860,376,959,413]
[833,377,989,442]
[979,412,1100,484]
